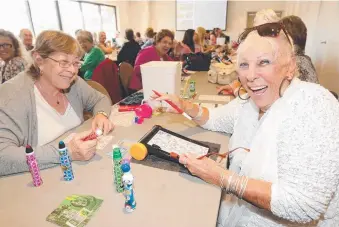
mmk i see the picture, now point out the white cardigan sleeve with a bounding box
[200,98,243,134]
[271,89,339,223]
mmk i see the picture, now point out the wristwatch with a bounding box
[96,111,108,118]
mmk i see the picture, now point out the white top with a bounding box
[34,86,81,146]
[202,79,339,226]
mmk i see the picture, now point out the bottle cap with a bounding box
[95,128,103,136]
[25,145,33,154]
[129,143,148,161]
[113,147,122,160]
[59,141,66,149]
[121,163,131,173]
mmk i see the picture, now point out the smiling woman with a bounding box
[0,29,26,84]
[128,29,174,93]
[76,30,105,80]
[152,24,339,226]
[0,30,113,176]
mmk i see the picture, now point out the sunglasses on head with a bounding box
[238,22,291,45]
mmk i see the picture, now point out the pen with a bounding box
[152,90,192,120]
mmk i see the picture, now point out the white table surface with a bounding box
[0,72,231,227]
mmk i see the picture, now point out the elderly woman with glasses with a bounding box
[0,29,26,84]
[0,30,113,176]
[154,22,339,226]
[76,30,105,80]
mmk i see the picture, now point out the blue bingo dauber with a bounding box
[58,141,74,181]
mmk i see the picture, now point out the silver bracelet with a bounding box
[219,172,225,190]
[225,172,235,193]
[239,177,249,200]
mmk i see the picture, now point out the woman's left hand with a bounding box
[92,113,114,135]
[179,153,225,186]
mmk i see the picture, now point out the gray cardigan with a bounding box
[0,72,111,176]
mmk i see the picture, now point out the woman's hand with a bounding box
[179,153,225,186]
[68,130,97,161]
[151,93,184,113]
[173,41,183,58]
[92,113,114,135]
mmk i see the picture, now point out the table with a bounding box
[0,72,230,227]
[106,51,118,62]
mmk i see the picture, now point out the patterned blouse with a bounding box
[0,57,26,84]
[296,54,319,84]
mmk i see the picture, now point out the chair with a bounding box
[87,80,111,100]
[92,58,123,105]
[84,80,112,120]
[119,62,134,97]
[330,91,339,100]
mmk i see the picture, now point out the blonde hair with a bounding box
[237,30,295,69]
[145,27,155,38]
[196,27,206,46]
[253,9,280,26]
[28,30,83,78]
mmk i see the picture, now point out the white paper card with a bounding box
[198,95,231,102]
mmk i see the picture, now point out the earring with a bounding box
[279,77,291,97]
[39,68,43,76]
[237,85,250,100]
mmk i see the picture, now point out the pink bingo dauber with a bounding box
[25,145,43,187]
[82,129,103,141]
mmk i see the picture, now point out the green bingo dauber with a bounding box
[113,145,124,193]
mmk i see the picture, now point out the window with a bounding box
[29,0,60,35]
[0,2,31,35]
[59,0,83,37]
[0,0,117,39]
[100,6,117,41]
[81,3,102,34]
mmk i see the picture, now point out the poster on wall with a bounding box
[176,0,228,31]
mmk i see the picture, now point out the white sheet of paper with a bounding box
[97,136,113,150]
[184,70,196,75]
[198,95,231,102]
[109,108,135,127]
[199,103,218,108]
[147,130,208,156]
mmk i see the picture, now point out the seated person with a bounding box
[212,45,232,65]
[19,29,34,51]
[0,30,113,176]
[0,29,26,84]
[172,29,202,61]
[154,25,339,226]
[210,31,217,45]
[141,27,155,49]
[77,30,105,80]
[117,29,141,66]
[128,29,174,93]
[280,15,319,83]
[97,31,114,54]
[135,32,144,46]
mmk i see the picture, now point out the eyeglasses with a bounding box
[47,57,82,69]
[238,22,292,46]
[0,43,13,49]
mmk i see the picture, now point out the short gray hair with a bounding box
[76,30,93,44]
[253,9,280,26]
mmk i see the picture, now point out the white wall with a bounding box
[226,1,286,40]
[129,1,152,35]
[146,0,286,41]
